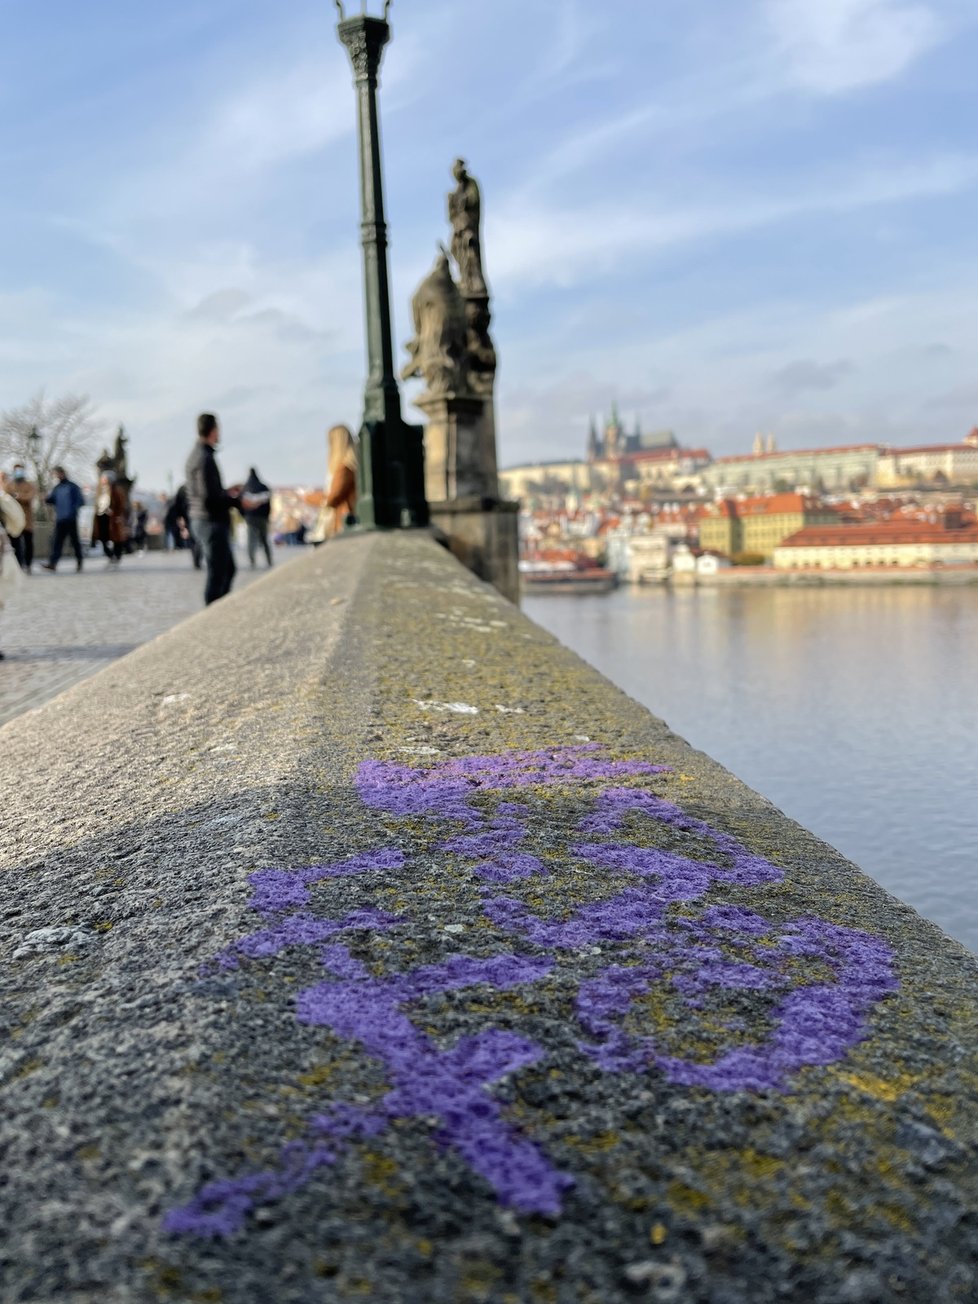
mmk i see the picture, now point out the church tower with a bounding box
[605,401,623,457]
[587,416,599,462]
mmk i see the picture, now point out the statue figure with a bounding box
[448,159,487,298]
[96,426,135,518]
[401,248,469,398]
[464,298,496,398]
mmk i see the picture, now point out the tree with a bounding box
[0,391,104,494]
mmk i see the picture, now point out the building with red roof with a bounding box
[774,511,978,570]
[699,493,838,559]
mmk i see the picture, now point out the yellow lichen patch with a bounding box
[12,1058,43,1082]
[362,1149,404,1198]
[650,1222,669,1245]
[563,1130,620,1157]
[262,811,281,822]
[94,921,114,933]
[460,1260,502,1296]
[298,1064,337,1090]
[878,1203,915,1234]
[840,1070,913,1104]
[668,1181,711,1216]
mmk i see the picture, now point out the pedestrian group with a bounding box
[0,416,360,647]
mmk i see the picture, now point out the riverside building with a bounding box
[699,493,838,560]
[774,512,978,570]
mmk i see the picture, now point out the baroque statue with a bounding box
[448,159,488,298]
[96,426,135,496]
[401,248,469,398]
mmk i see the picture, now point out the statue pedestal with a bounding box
[428,497,520,606]
[414,392,498,503]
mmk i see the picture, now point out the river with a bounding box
[524,585,978,956]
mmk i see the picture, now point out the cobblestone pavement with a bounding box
[0,548,280,727]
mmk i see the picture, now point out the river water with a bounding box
[524,585,978,955]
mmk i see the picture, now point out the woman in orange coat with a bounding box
[311,425,358,542]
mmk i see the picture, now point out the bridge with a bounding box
[2,531,977,1302]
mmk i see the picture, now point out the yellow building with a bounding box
[699,494,837,559]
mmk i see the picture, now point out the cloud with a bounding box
[488,152,978,290]
[771,359,856,393]
[184,289,253,323]
[764,0,945,94]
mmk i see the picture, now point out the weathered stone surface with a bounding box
[1,533,976,1303]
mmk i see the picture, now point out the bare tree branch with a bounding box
[0,391,105,493]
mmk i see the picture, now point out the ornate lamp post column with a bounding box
[335,0,428,529]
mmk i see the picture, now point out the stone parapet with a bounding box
[1,533,976,1302]
[428,499,520,605]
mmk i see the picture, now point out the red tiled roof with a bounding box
[702,493,833,519]
[779,522,978,548]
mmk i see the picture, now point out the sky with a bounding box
[1,0,978,487]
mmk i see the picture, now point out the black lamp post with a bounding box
[335,0,428,529]
[28,426,43,490]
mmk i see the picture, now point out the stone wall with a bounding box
[1,533,976,1303]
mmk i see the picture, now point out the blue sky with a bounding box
[1,0,977,487]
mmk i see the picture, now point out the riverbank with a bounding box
[668,564,978,587]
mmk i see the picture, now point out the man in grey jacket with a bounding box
[185,413,239,605]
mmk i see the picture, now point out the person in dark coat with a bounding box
[92,471,129,563]
[185,413,240,605]
[41,467,84,572]
[241,467,273,569]
[164,485,202,567]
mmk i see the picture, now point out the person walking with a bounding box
[133,502,148,553]
[3,463,36,572]
[164,484,202,567]
[185,413,239,605]
[241,467,273,568]
[41,466,84,573]
[92,471,129,564]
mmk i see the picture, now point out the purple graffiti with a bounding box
[166,745,898,1238]
[576,910,898,1090]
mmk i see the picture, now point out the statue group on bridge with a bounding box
[401,159,496,404]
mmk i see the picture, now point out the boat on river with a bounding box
[519,556,618,595]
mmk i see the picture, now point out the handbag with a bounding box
[0,489,26,539]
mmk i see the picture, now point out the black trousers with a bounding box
[192,518,236,605]
[12,529,33,570]
[49,518,83,567]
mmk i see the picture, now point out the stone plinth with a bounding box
[428,496,519,604]
[414,391,497,503]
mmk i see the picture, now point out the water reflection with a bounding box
[525,586,978,956]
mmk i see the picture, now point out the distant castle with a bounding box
[587,403,679,462]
